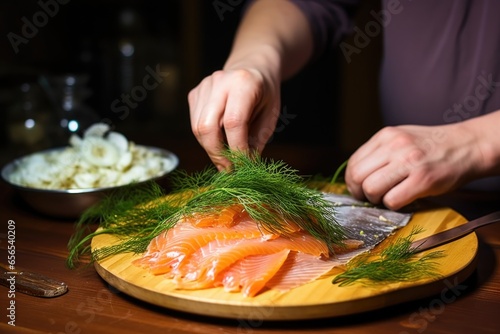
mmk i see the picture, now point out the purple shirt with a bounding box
[290,0,500,191]
[291,0,500,124]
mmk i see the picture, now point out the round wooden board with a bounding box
[92,207,478,320]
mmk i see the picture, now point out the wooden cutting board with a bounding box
[91,206,478,320]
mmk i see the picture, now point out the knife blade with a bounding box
[410,211,500,253]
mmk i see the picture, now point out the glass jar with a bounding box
[6,82,52,155]
[45,74,100,144]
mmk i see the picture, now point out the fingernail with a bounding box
[346,185,353,195]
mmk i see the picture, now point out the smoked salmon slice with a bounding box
[172,231,329,290]
[133,215,275,275]
[183,204,246,228]
[214,249,291,297]
[133,204,365,297]
[266,252,343,292]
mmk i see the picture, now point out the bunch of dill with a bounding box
[67,151,347,268]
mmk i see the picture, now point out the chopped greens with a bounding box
[332,227,445,286]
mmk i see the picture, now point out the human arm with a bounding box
[345,110,500,210]
[188,0,314,170]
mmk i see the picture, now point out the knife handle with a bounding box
[0,263,68,298]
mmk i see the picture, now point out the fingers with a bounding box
[188,69,273,170]
[382,174,426,210]
[345,126,429,210]
[347,156,410,207]
[345,150,387,200]
[189,76,230,170]
[345,130,388,201]
[224,72,263,152]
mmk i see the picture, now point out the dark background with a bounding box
[0,0,382,172]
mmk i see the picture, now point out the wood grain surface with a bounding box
[1,140,499,333]
[92,206,478,320]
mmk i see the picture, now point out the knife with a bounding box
[410,211,500,253]
[0,263,68,298]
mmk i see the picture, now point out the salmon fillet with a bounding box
[134,205,362,296]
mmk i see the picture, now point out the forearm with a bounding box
[223,0,314,81]
[460,110,500,177]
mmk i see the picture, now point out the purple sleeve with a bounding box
[288,0,361,58]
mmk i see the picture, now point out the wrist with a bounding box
[460,112,500,176]
[223,43,282,84]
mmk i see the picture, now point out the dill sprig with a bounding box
[330,159,348,184]
[332,227,445,286]
[66,182,179,268]
[66,150,347,268]
[172,151,347,246]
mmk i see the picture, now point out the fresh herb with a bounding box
[332,227,445,286]
[67,150,348,268]
[66,182,177,268]
[330,159,348,184]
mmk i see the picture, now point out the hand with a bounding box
[345,123,485,210]
[188,67,281,171]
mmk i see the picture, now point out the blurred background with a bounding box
[0,0,381,175]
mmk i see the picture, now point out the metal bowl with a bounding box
[1,146,179,219]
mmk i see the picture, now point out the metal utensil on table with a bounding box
[0,263,68,297]
[410,211,500,253]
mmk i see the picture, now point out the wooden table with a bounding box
[1,140,499,334]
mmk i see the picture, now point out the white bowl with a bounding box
[1,146,179,219]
